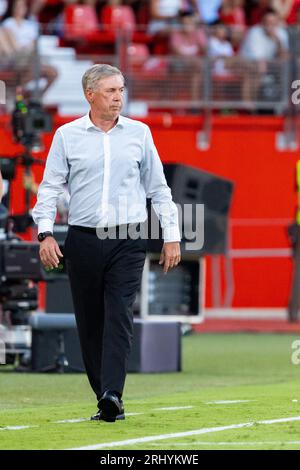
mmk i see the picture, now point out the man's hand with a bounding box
[159,242,181,274]
[39,236,63,270]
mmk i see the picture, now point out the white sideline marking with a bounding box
[68,415,300,450]
[56,408,193,424]
[55,412,143,424]
[0,407,192,431]
[56,418,90,424]
[150,441,300,446]
[205,400,253,405]
[0,425,36,431]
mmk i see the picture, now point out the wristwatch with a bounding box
[38,231,53,242]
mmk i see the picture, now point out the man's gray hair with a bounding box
[82,64,124,92]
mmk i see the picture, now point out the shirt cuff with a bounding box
[37,219,54,234]
[163,226,181,243]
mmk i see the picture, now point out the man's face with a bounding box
[13,0,27,18]
[263,13,279,36]
[182,16,195,33]
[86,75,125,121]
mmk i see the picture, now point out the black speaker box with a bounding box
[146,163,234,254]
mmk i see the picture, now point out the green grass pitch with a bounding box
[1,333,300,450]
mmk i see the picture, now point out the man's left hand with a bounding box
[159,242,181,274]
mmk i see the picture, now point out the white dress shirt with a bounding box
[240,25,289,60]
[2,17,38,48]
[32,113,181,243]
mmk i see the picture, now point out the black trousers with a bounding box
[64,224,147,401]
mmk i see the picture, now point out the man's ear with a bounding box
[85,89,94,104]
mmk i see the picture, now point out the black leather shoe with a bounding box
[90,409,125,422]
[91,391,125,422]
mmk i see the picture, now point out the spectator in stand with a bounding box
[148,0,183,34]
[170,10,207,101]
[219,0,246,27]
[193,0,222,25]
[1,0,57,94]
[0,0,7,19]
[208,23,235,76]
[219,0,247,52]
[0,1,15,62]
[249,0,300,24]
[240,8,289,102]
[2,0,39,48]
[170,10,206,56]
[273,0,300,23]
[240,7,289,59]
[248,0,275,25]
[295,2,300,23]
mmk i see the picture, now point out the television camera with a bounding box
[0,91,65,367]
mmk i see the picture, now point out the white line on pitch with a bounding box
[55,408,193,424]
[55,412,143,424]
[67,415,300,450]
[149,441,300,446]
[0,425,37,431]
[55,418,90,424]
[205,400,254,405]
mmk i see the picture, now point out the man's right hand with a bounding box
[39,237,63,269]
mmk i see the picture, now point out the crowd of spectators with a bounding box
[0,1,298,61]
[0,0,57,95]
[0,0,299,104]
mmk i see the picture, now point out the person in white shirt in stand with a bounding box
[1,0,57,94]
[208,23,234,76]
[240,8,289,103]
[32,64,181,422]
[149,0,183,34]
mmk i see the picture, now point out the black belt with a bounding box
[69,223,140,235]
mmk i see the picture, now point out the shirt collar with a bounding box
[85,112,126,131]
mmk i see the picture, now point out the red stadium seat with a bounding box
[127,43,150,71]
[100,5,153,45]
[63,5,99,41]
[101,6,136,32]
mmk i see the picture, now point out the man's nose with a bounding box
[114,91,122,101]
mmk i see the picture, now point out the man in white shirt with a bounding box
[32,64,181,422]
[239,8,289,103]
[240,9,289,61]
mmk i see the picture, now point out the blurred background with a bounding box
[1,0,300,373]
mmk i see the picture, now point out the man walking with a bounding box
[32,64,181,422]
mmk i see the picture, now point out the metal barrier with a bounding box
[0,23,298,115]
[126,56,290,112]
